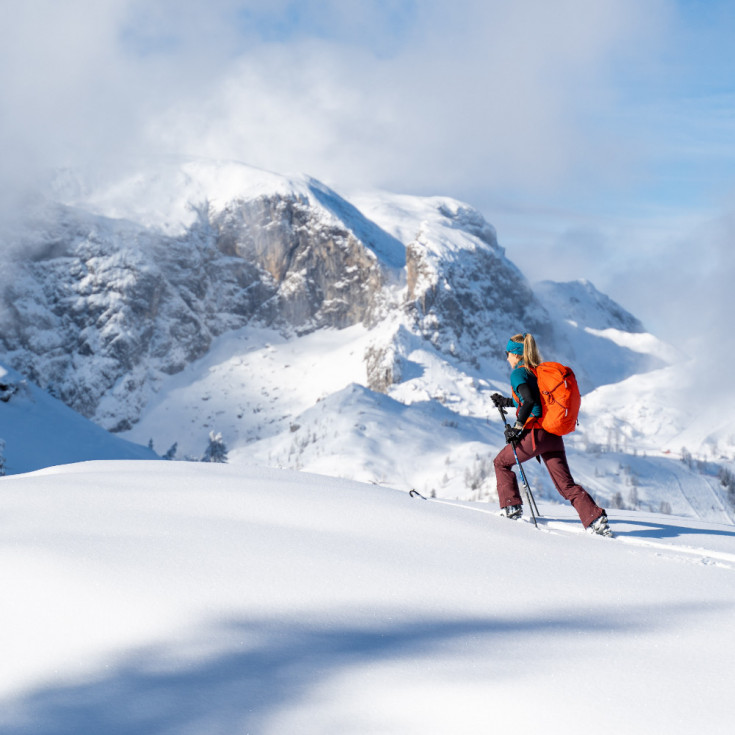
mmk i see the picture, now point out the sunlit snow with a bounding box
[0,461,733,734]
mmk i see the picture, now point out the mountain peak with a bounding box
[535,278,645,333]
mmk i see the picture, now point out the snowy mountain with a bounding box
[2,158,631,432]
[1,460,733,734]
[0,158,731,522]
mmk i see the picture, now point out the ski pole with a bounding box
[497,405,540,526]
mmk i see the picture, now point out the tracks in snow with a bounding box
[408,490,735,570]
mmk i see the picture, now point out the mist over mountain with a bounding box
[0,158,730,521]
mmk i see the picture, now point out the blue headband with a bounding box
[505,336,525,355]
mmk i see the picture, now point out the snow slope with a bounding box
[0,362,155,474]
[0,460,733,734]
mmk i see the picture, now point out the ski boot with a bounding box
[500,504,523,520]
[587,514,613,537]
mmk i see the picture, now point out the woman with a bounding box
[492,333,612,536]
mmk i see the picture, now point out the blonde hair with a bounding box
[509,332,542,370]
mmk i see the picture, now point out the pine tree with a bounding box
[163,442,178,460]
[201,432,228,463]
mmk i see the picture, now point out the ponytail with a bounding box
[508,332,542,371]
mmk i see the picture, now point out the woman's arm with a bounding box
[515,382,536,426]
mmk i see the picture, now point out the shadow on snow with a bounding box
[0,604,722,734]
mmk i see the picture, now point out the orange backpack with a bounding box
[531,362,581,435]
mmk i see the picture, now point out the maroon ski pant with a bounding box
[494,427,605,528]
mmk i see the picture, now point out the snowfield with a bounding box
[1,460,733,734]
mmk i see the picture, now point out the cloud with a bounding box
[140,0,668,199]
[0,2,124,167]
[0,1,669,197]
[0,1,249,196]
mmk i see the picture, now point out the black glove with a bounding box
[504,423,524,445]
[492,393,513,408]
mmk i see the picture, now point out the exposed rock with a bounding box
[404,216,552,369]
[364,341,401,393]
[212,195,387,329]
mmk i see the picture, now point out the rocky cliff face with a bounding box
[0,187,392,431]
[211,194,387,329]
[404,211,552,368]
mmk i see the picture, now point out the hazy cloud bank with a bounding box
[2,0,733,353]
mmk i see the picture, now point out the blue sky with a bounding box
[2,0,735,346]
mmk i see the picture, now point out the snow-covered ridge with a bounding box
[52,159,317,234]
[583,325,681,362]
[535,278,644,333]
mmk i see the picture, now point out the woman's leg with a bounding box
[540,446,605,527]
[493,431,541,509]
